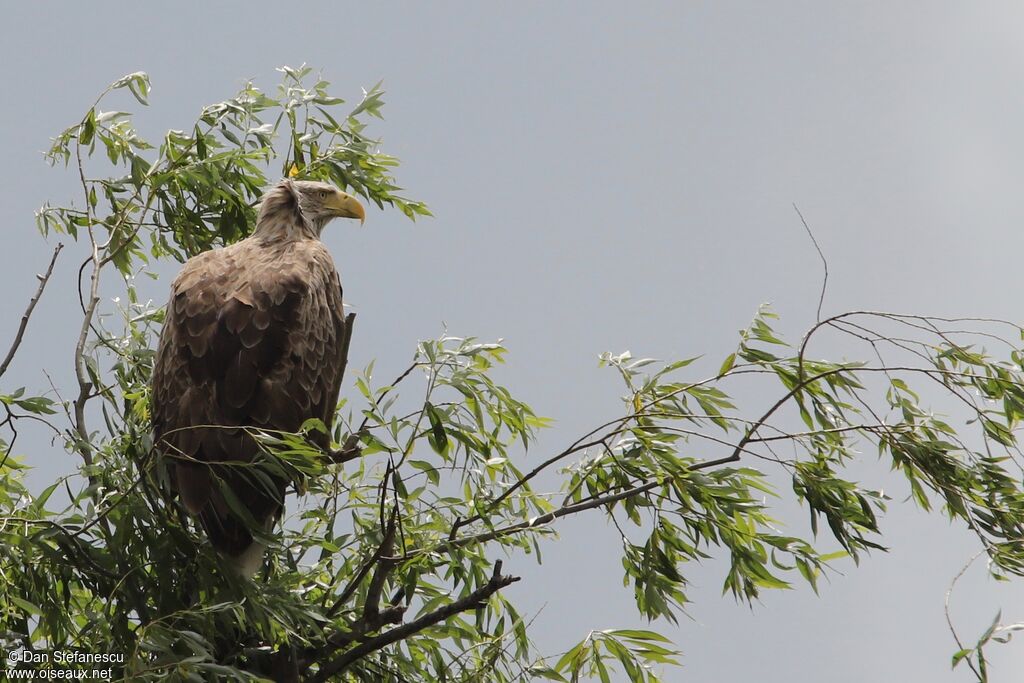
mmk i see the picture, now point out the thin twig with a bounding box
[0,404,16,470]
[0,243,63,379]
[945,548,988,682]
[327,462,397,619]
[326,359,420,463]
[793,203,828,322]
[451,434,615,539]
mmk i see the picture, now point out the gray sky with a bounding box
[3,2,1024,680]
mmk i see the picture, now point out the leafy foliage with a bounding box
[37,65,428,270]
[1,67,1023,681]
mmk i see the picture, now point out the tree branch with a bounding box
[72,132,102,471]
[449,434,615,540]
[0,243,63,380]
[326,473,398,620]
[363,506,399,622]
[337,312,356,394]
[439,365,910,553]
[325,358,421,464]
[793,203,828,322]
[310,561,519,681]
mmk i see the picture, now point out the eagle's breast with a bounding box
[151,236,346,559]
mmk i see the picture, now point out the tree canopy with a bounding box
[2,66,1023,681]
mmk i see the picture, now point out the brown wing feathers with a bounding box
[152,183,347,563]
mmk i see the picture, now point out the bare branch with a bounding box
[71,131,102,470]
[363,506,399,622]
[0,243,63,380]
[337,312,356,394]
[311,561,520,681]
[793,203,828,322]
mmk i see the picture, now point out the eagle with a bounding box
[151,179,365,576]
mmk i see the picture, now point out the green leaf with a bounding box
[300,418,328,435]
[80,109,96,146]
[425,402,448,455]
[11,596,42,616]
[409,459,440,486]
[605,629,674,643]
[34,481,60,509]
[719,352,736,376]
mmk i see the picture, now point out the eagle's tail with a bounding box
[199,502,276,579]
[231,538,268,579]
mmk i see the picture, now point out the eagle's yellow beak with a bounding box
[326,190,366,224]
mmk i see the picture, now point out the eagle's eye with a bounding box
[318,191,328,199]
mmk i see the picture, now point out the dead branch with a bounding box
[0,243,63,380]
[310,560,519,681]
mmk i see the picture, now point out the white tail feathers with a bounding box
[228,516,274,579]
[231,540,267,579]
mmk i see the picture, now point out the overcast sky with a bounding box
[4,3,1024,680]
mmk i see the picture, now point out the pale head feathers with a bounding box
[254,179,365,242]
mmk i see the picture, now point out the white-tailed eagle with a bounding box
[151,179,365,576]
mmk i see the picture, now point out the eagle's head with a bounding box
[256,179,366,240]
[292,180,366,226]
